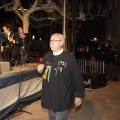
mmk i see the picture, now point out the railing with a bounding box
[78,59,105,73]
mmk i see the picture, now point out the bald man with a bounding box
[37,33,85,120]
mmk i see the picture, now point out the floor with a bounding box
[5,80,120,120]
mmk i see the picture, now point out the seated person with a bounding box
[2,23,21,65]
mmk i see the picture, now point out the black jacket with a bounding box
[40,51,85,112]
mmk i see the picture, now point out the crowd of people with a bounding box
[75,44,119,65]
[75,44,119,80]
[0,23,30,66]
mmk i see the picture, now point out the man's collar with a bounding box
[8,31,11,36]
[53,48,63,56]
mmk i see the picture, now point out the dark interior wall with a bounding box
[78,17,106,40]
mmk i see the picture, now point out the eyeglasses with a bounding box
[50,40,62,42]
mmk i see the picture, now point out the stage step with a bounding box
[0,62,10,73]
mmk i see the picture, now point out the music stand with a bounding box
[0,32,8,62]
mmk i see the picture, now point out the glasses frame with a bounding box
[50,40,62,42]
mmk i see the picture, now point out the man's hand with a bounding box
[74,97,82,108]
[9,37,15,43]
[37,64,45,73]
[1,46,4,52]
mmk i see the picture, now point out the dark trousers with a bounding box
[48,109,68,120]
[11,46,20,58]
[3,47,12,61]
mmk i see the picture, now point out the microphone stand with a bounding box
[16,58,32,114]
[21,34,28,65]
[4,66,32,120]
[14,34,32,115]
[7,35,32,119]
[16,34,26,66]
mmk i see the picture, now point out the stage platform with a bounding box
[1,63,39,75]
[0,63,42,120]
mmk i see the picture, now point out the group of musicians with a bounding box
[0,23,30,66]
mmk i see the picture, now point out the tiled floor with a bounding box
[92,81,120,120]
[6,80,120,120]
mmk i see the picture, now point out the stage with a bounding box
[0,63,39,75]
[0,63,42,120]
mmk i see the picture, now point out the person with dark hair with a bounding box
[112,46,119,81]
[37,33,85,120]
[17,26,30,64]
[2,23,13,61]
[94,44,104,60]
[113,46,119,66]
[18,26,30,53]
[84,46,92,60]
[75,46,86,59]
[2,23,21,65]
[104,45,114,80]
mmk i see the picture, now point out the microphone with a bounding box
[20,33,25,38]
[20,34,23,38]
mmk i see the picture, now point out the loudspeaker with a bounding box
[82,73,107,89]
[0,62,10,73]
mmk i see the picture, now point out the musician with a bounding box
[2,23,21,63]
[18,26,30,53]
[17,26,30,63]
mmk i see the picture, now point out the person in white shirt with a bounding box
[2,23,21,65]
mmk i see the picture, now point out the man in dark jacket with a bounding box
[37,33,85,120]
[17,26,30,64]
[17,26,30,54]
[2,23,21,63]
